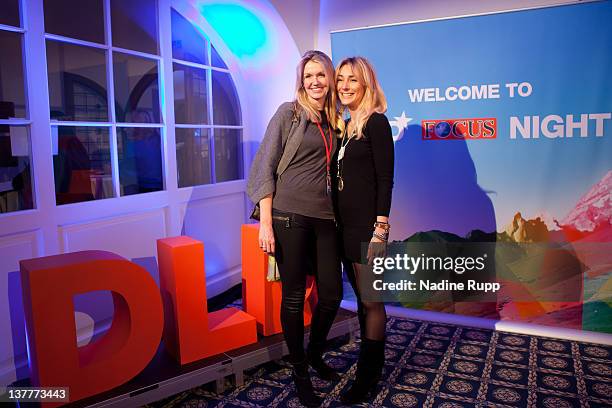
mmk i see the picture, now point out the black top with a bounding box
[334,112,394,261]
[274,116,335,219]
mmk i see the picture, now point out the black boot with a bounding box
[291,359,322,408]
[307,343,340,381]
[341,338,385,405]
[307,297,342,382]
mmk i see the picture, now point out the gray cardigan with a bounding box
[247,102,335,204]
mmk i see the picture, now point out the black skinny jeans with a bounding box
[272,210,343,364]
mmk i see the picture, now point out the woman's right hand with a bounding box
[258,195,275,254]
[259,221,275,254]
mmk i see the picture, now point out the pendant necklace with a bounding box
[337,125,354,191]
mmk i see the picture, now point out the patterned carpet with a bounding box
[145,316,612,408]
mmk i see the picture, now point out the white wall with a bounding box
[268,0,320,55]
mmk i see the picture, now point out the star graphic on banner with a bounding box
[389,111,412,142]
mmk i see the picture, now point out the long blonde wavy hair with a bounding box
[294,50,342,130]
[336,57,387,139]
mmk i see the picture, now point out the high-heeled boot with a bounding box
[291,359,322,407]
[307,342,340,381]
[340,338,385,405]
[307,297,342,382]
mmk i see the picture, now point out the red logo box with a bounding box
[422,118,497,140]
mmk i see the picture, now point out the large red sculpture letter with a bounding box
[157,236,257,364]
[20,250,164,406]
[241,224,317,336]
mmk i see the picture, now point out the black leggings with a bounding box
[272,210,343,363]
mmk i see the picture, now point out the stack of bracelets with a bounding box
[373,221,390,242]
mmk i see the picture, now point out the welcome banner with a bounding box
[331,1,612,333]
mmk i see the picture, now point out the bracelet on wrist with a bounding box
[374,221,390,231]
[373,232,388,242]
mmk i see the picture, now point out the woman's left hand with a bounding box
[367,236,387,266]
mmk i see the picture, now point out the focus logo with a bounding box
[422,118,497,140]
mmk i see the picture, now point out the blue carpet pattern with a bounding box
[145,316,612,407]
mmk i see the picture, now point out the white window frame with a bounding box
[171,11,244,185]
[1,0,248,231]
[0,1,33,213]
[45,0,166,200]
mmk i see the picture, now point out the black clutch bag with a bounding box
[250,203,261,221]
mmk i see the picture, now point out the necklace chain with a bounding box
[337,126,354,191]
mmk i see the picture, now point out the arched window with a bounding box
[171,8,242,187]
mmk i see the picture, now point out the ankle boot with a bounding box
[307,343,340,381]
[291,359,322,408]
[341,338,385,405]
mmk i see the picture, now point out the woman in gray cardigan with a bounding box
[247,50,342,408]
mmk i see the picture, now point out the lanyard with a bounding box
[315,121,333,177]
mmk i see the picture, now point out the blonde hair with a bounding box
[336,57,387,139]
[294,50,342,130]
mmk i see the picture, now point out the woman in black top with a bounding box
[334,56,394,404]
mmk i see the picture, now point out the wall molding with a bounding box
[58,208,168,253]
[0,229,42,259]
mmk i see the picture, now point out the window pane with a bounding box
[111,0,158,55]
[214,129,241,182]
[0,126,32,212]
[44,0,105,44]
[211,45,227,69]
[171,9,208,65]
[46,41,108,121]
[173,64,208,124]
[113,52,160,123]
[53,126,113,205]
[0,31,26,118]
[0,0,20,27]
[117,127,163,195]
[212,71,240,125]
[175,128,210,187]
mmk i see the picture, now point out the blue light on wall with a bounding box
[201,4,267,57]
